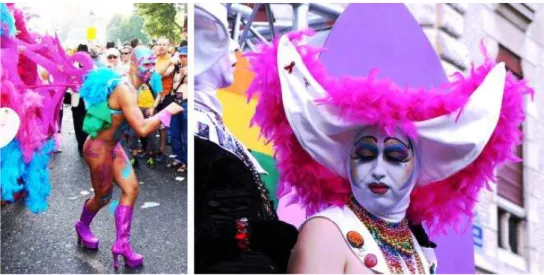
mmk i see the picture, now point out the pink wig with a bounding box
[247,31,533,233]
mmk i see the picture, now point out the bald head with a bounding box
[157,37,170,56]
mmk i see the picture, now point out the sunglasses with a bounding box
[107,55,118,59]
[122,52,130,55]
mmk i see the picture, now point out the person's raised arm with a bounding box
[155,58,175,76]
[117,84,182,137]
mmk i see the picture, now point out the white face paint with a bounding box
[348,125,417,222]
[196,40,236,91]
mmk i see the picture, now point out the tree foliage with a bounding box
[106,12,149,45]
[135,3,185,45]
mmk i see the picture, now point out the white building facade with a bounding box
[408,3,544,274]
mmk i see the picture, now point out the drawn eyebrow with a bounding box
[357,136,378,143]
[384,137,410,149]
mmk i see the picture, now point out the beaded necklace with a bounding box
[347,196,425,274]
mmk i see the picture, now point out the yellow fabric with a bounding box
[137,83,155,108]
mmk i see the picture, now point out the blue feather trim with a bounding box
[0,3,16,38]
[22,138,55,213]
[80,68,122,110]
[1,140,25,202]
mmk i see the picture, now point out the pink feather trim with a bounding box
[247,31,533,233]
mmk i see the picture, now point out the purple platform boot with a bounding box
[75,200,99,249]
[112,204,144,268]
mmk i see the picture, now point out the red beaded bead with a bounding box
[364,254,378,268]
[235,231,249,240]
[235,223,246,230]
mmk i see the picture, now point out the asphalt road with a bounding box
[1,106,188,274]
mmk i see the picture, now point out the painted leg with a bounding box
[76,138,114,250]
[111,144,143,268]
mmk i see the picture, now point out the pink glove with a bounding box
[154,109,172,127]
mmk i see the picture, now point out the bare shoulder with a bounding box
[298,217,346,249]
[110,82,137,109]
[114,82,137,96]
[288,217,347,273]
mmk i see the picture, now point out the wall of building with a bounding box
[407,3,544,274]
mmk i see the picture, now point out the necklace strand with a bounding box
[347,196,425,274]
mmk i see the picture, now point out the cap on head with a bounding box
[106,48,120,57]
[177,46,188,56]
[89,47,100,58]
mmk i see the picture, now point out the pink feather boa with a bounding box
[247,31,534,233]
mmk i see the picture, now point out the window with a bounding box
[496,45,523,206]
[497,205,526,256]
[495,44,527,259]
[497,45,523,79]
[495,3,535,32]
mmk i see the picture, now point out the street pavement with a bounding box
[1,106,188,274]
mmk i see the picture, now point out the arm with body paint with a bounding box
[117,84,183,137]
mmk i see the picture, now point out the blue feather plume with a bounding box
[22,138,55,213]
[1,140,25,202]
[0,3,16,38]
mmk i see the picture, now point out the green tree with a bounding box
[135,3,185,45]
[106,12,149,45]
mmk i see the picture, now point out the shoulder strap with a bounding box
[173,78,184,94]
[146,81,157,100]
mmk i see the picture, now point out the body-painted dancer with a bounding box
[74,46,183,268]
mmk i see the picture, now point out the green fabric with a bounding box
[82,101,113,139]
[250,150,280,210]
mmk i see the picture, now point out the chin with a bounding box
[219,74,234,88]
[225,77,234,86]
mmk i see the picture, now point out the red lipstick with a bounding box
[368,182,389,195]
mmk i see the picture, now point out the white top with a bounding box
[308,206,437,274]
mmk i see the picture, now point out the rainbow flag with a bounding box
[218,52,280,208]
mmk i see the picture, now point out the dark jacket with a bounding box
[194,136,298,274]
